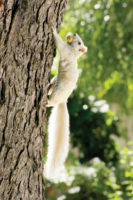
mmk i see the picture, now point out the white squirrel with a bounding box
[45,28,87,178]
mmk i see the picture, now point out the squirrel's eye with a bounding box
[78,42,81,45]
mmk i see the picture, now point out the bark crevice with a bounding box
[4,0,19,45]
[25,58,32,95]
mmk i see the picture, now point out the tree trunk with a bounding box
[0,0,69,199]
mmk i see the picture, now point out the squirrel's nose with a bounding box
[80,46,87,53]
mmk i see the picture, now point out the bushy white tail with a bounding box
[45,103,69,178]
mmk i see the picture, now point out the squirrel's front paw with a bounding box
[52,27,57,35]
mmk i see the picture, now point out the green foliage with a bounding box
[60,0,133,112]
[115,144,133,199]
[45,0,133,198]
[68,92,120,166]
[45,144,133,200]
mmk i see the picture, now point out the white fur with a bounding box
[45,103,69,178]
[48,60,79,107]
[45,29,87,178]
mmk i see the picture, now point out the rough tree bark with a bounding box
[0,0,69,199]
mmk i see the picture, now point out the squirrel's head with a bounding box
[66,32,87,58]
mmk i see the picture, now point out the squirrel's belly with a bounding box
[61,72,78,95]
[48,73,78,106]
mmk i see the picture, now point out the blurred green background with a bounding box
[45,0,133,199]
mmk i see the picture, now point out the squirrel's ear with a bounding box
[66,32,73,44]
